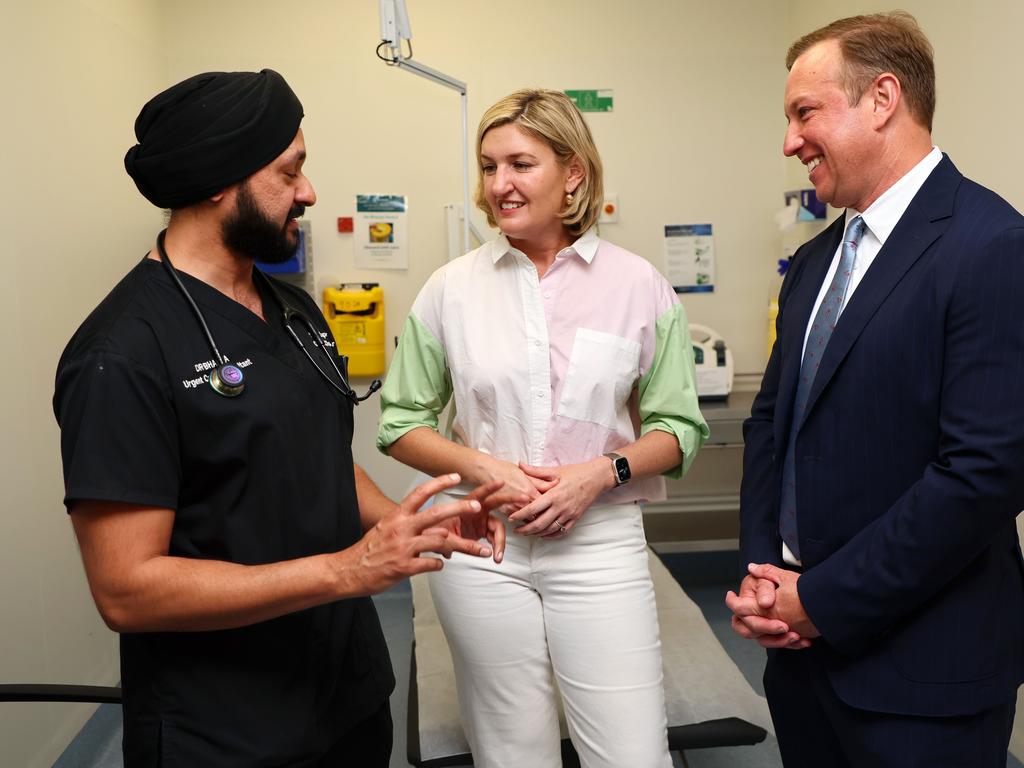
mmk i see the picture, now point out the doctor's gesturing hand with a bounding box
[424,478,527,566]
[345,473,511,596]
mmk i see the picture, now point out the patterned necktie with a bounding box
[779,215,866,560]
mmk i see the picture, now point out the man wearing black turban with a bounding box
[53,69,508,766]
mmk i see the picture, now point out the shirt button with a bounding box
[534,339,542,346]
[543,292,551,299]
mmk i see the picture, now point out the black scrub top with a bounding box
[54,257,394,767]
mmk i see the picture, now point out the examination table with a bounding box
[407,547,771,767]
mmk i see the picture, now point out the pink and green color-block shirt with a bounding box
[377,230,708,505]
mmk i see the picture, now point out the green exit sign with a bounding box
[565,89,613,112]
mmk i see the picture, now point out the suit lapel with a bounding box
[800,156,961,425]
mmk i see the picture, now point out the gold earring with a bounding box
[565,192,574,206]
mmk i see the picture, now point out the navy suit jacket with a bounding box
[741,155,1024,716]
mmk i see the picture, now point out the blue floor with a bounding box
[53,550,1024,768]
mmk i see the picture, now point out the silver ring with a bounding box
[555,519,568,534]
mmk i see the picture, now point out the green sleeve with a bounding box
[637,303,709,478]
[376,312,453,453]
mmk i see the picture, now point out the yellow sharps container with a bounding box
[323,283,385,377]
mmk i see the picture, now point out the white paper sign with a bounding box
[355,194,408,270]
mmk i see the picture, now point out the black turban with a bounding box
[124,69,304,209]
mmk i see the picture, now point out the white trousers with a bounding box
[428,501,673,768]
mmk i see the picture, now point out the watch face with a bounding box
[606,452,630,485]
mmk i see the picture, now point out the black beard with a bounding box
[221,182,304,264]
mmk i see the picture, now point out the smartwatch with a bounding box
[603,452,631,486]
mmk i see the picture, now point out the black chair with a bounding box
[0,684,121,705]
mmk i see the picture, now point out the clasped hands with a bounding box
[482,457,611,540]
[725,563,820,650]
[380,456,599,582]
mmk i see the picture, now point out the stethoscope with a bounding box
[157,229,381,403]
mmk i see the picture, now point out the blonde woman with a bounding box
[377,89,707,768]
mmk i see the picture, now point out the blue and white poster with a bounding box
[665,223,715,293]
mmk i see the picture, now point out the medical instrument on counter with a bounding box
[323,283,386,377]
[691,323,734,402]
[157,229,381,403]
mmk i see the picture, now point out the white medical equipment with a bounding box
[691,324,734,401]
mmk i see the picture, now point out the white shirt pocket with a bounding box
[556,327,641,430]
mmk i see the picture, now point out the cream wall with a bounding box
[2,1,1023,765]
[161,0,789,498]
[0,1,166,766]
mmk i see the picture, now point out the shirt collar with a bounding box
[568,228,600,263]
[490,228,600,264]
[850,146,943,245]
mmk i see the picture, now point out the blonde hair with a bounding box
[474,89,603,237]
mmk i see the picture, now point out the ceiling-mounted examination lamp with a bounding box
[377,0,412,63]
[376,0,472,255]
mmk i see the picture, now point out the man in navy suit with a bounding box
[727,12,1024,766]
